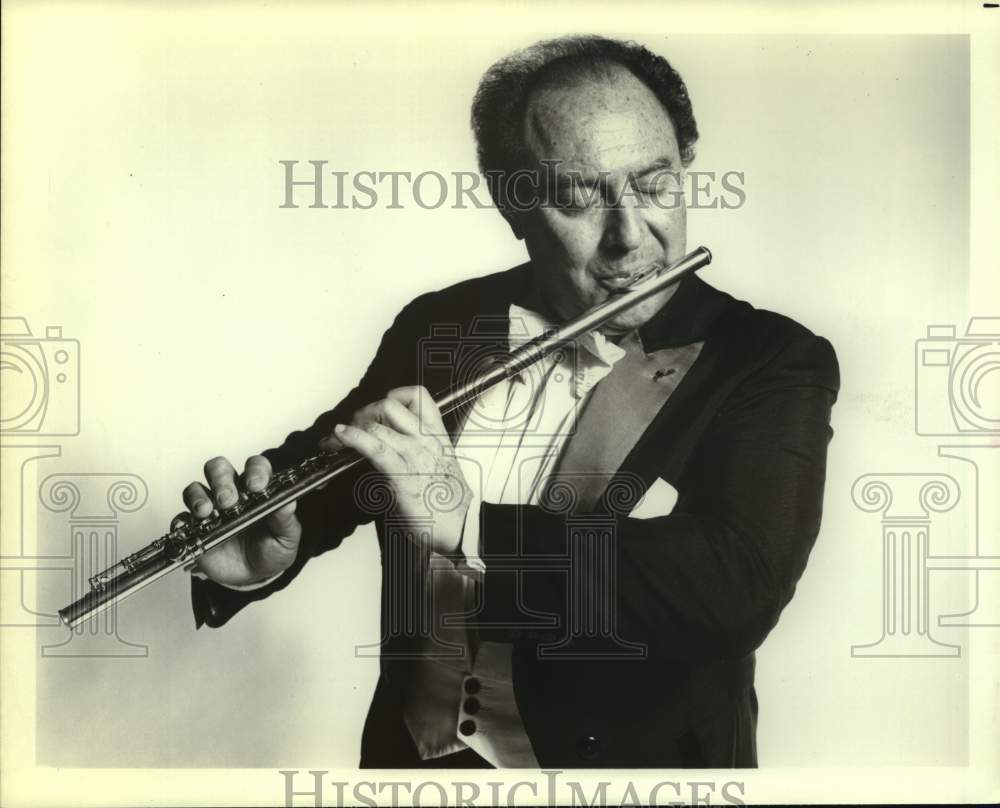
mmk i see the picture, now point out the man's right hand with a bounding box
[181,455,302,587]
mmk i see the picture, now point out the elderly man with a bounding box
[185,35,839,768]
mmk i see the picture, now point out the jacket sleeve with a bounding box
[191,300,423,628]
[474,332,840,661]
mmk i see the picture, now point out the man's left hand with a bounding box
[320,385,471,556]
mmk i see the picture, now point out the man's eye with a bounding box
[555,183,600,211]
[555,188,597,211]
[559,197,589,211]
[635,172,683,196]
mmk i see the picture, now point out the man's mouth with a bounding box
[595,262,664,295]
[596,279,637,300]
[597,274,637,290]
[597,269,659,295]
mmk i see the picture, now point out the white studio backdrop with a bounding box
[2,8,979,771]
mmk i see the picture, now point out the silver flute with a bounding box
[59,246,712,628]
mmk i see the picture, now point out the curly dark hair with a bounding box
[471,35,699,210]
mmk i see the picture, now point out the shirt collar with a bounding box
[508,303,627,397]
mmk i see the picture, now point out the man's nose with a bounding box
[600,195,642,253]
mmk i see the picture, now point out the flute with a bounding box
[58,246,712,628]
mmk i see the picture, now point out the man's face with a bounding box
[515,65,687,332]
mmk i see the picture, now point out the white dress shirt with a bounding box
[401,304,626,766]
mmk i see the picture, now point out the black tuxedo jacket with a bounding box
[192,265,839,768]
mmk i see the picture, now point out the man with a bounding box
[184,35,839,768]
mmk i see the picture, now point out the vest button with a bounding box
[577,734,601,761]
[463,697,480,715]
[459,720,476,736]
[464,678,481,695]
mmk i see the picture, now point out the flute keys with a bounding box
[163,537,189,561]
[220,492,248,517]
[190,511,219,537]
[170,511,194,530]
[264,474,287,495]
[244,488,267,505]
[266,468,298,490]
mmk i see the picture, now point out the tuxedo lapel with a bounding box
[548,333,704,510]
[423,266,731,504]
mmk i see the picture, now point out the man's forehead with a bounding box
[522,65,679,173]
